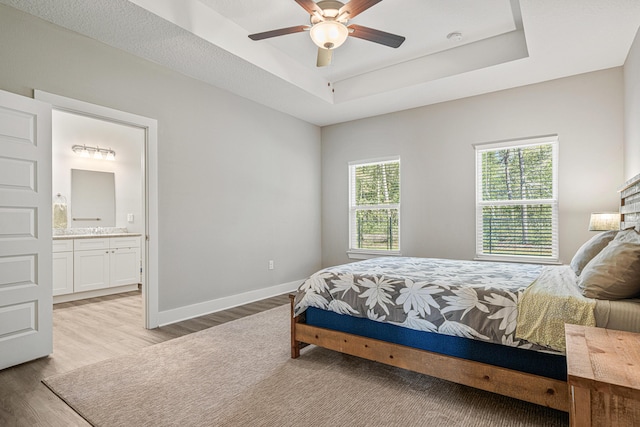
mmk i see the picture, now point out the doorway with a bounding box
[35,91,159,328]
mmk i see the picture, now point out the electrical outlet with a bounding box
[268,260,274,270]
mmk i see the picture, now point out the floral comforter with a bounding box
[294,257,559,353]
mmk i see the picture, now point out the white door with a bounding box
[0,89,52,370]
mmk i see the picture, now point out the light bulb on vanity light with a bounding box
[71,145,116,161]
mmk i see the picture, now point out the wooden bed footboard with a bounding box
[290,294,308,358]
[289,294,569,412]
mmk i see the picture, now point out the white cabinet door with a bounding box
[74,249,109,292]
[52,240,73,296]
[0,89,52,370]
[52,252,73,296]
[110,247,141,287]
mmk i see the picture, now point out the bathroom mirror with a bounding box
[71,169,115,227]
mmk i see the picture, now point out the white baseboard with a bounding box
[53,284,140,304]
[157,280,301,327]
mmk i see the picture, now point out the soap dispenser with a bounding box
[53,193,68,229]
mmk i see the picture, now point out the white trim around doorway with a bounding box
[35,90,159,329]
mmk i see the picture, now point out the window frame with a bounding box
[348,156,401,259]
[474,135,559,264]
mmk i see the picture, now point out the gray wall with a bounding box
[321,69,624,267]
[0,5,322,312]
[625,26,640,179]
[1,3,633,316]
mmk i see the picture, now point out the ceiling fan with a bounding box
[248,0,405,67]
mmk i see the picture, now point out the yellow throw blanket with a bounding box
[516,265,596,352]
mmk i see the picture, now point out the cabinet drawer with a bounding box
[52,239,73,252]
[110,236,141,249]
[73,238,109,251]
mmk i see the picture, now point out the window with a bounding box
[475,136,558,262]
[349,157,400,257]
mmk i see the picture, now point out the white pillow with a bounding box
[570,230,618,276]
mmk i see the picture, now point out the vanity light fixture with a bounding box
[72,145,116,161]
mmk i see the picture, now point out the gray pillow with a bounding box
[578,239,640,300]
[570,230,619,276]
[612,227,640,244]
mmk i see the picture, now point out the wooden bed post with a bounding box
[289,294,302,359]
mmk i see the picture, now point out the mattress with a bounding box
[304,306,567,380]
[595,298,640,332]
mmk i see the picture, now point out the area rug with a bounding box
[43,305,568,426]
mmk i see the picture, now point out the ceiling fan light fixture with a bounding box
[310,20,348,49]
[247,0,404,66]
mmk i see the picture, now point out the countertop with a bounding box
[53,233,142,240]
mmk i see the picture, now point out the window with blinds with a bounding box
[475,136,558,262]
[349,157,400,254]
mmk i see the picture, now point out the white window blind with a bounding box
[475,136,558,262]
[349,157,400,254]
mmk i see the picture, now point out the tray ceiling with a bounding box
[1,0,640,126]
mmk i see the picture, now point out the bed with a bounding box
[289,174,640,413]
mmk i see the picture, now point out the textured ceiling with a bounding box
[1,0,640,126]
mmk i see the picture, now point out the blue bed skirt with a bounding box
[305,307,567,381]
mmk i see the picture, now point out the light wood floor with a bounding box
[0,291,290,427]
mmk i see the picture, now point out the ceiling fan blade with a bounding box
[248,25,309,41]
[295,0,322,16]
[348,24,405,48]
[339,0,382,19]
[317,48,332,67]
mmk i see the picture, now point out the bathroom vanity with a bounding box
[51,163,145,303]
[52,232,142,303]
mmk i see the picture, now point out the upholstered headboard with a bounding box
[620,172,640,230]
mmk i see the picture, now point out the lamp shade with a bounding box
[310,20,349,49]
[588,212,620,231]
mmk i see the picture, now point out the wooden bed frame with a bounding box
[290,295,569,411]
[289,173,640,414]
[619,172,640,230]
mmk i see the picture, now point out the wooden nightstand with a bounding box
[565,324,640,426]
